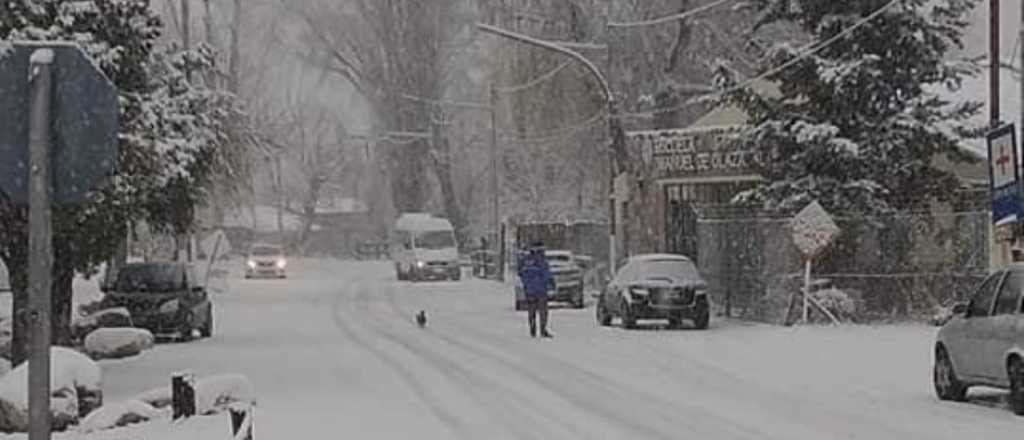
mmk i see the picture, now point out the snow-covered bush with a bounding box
[813,288,857,321]
[84,328,154,360]
[78,400,167,433]
[0,347,102,432]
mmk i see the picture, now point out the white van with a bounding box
[393,213,461,282]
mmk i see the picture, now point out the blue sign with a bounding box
[988,123,1021,226]
[0,42,119,204]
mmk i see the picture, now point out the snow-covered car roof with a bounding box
[395,214,454,232]
[546,250,573,258]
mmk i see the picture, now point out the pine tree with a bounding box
[0,0,249,362]
[717,0,983,215]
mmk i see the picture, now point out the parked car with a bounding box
[514,250,585,310]
[934,264,1024,415]
[595,254,710,330]
[245,243,287,279]
[99,262,213,341]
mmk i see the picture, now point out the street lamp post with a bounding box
[476,23,623,271]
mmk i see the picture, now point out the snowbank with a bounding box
[72,308,133,341]
[195,374,256,415]
[0,347,102,431]
[78,399,167,433]
[132,374,255,415]
[84,328,154,360]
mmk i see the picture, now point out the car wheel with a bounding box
[1008,357,1024,415]
[450,270,461,282]
[668,315,683,329]
[199,308,213,338]
[933,345,968,402]
[620,299,636,329]
[596,299,612,326]
[692,304,710,330]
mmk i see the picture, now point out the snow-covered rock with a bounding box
[72,307,133,340]
[84,328,154,360]
[0,347,102,431]
[78,399,167,433]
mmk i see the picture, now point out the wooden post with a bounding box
[230,406,254,440]
[172,372,196,419]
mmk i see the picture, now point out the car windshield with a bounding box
[633,260,700,283]
[114,264,185,293]
[251,246,281,256]
[416,231,455,250]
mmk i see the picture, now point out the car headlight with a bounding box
[247,260,256,269]
[416,261,426,268]
[276,258,287,269]
[628,287,649,300]
[158,299,180,314]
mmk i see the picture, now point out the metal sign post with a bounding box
[790,201,841,325]
[0,42,119,439]
[27,48,54,440]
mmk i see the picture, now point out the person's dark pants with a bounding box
[526,295,548,334]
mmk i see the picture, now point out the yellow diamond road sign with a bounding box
[790,201,841,258]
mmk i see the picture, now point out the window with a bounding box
[969,272,1004,318]
[416,231,455,250]
[995,271,1024,315]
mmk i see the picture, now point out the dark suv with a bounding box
[101,262,214,341]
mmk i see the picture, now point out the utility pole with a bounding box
[276,154,284,236]
[490,85,502,281]
[991,0,1000,125]
[229,0,242,94]
[181,0,191,53]
[27,49,54,440]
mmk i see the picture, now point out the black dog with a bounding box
[416,310,427,328]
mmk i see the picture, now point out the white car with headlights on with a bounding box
[245,243,287,279]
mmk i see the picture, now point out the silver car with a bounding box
[245,244,288,279]
[934,264,1024,415]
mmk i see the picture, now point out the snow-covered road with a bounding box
[97,259,1024,439]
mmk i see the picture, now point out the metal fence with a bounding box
[691,207,990,324]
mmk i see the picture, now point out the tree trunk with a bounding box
[9,256,28,366]
[431,134,467,247]
[50,260,74,347]
[388,140,429,213]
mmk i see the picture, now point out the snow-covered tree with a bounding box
[0,0,252,362]
[718,0,984,215]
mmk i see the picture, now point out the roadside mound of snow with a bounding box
[133,374,256,415]
[78,399,167,433]
[134,386,172,409]
[0,347,102,431]
[196,374,255,414]
[84,328,154,360]
[72,307,133,340]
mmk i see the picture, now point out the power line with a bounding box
[494,60,572,93]
[617,0,904,119]
[608,0,736,28]
[499,110,607,143]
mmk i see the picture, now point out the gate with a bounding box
[666,199,699,261]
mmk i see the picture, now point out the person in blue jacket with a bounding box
[518,241,553,338]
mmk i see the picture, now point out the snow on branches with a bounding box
[719,0,983,215]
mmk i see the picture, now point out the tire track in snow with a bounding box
[371,280,601,440]
[326,278,471,440]
[346,280,564,440]
[401,282,765,440]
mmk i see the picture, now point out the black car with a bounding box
[100,262,214,340]
[596,254,710,330]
